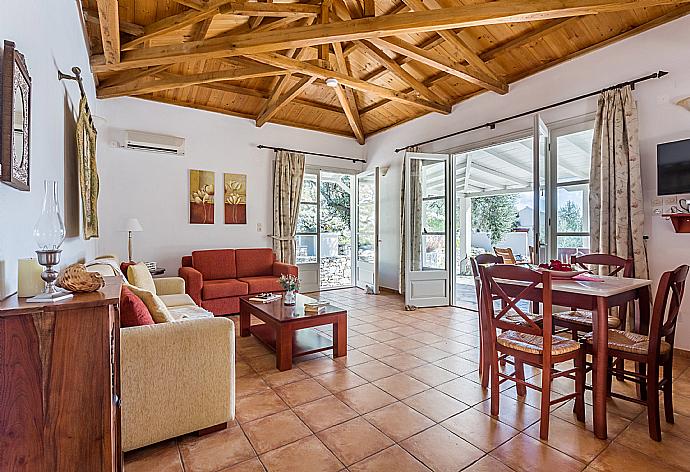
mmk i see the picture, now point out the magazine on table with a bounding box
[249,293,282,303]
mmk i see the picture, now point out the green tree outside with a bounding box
[557,200,584,248]
[471,195,518,245]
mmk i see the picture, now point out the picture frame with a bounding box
[0,40,31,191]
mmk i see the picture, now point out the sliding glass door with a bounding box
[404,153,451,307]
[354,168,380,293]
[295,169,354,292]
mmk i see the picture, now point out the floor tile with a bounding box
[524,416,608,463]
[462,455,514,472]
[358,343,402,359]
[403,389,469,422]
[491,433,586,472]
[408,346,453,363]
[317,417,394,466]
[476,394,542,430]
[349,445,430,472]
[235,390,289,424]
[314,369,368,393]
[364,402,435,442]
[297,357,344,376]
[587,441,671,472]
[349,360,400,381]
[274,378,331,407]
[614,421,690,471]
[179,426,256,472]
[236,374,271,398]
[293,395,358,432]
[406,364,459,387]
[436,377,490,406]
[219,458,266,472]
[242,410,312,454]
[124,440,183,472]
[432,356,478,376]
[379,353,428,371]
[258,435,343,472]
[335,383,397,414]
[400,425,484,472]
[261,368,309,388]
[373,373,430,400]
[442,408,519,452]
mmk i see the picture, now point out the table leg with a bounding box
[240,307,251,337]
[593,296,609,440]
[276,326,293,371]
[333,316,347,358]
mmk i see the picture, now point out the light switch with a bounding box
[257,223,263,232]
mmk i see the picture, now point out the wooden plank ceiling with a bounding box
[82,0,690,144]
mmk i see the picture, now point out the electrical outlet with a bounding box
[256,223,263,232]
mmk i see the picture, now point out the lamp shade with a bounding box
[123,218,143,232]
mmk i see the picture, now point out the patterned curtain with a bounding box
[589,85,648,279]
[399,149,423,293]
[273,150,305,264]
[76,97,99,240]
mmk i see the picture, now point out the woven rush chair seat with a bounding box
[583,329,672,356]
[504,309,543,326]
[497,330,581,356]
[553,310,621,329]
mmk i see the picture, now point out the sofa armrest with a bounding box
[153,277,186,296]
[179,266,203,304]
[120,317,235,451]
[273,261,298,277]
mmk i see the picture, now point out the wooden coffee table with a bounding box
[239,294,347,371]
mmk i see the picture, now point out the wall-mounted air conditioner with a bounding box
[118,130,185,156]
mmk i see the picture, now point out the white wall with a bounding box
[96,97,364,273]
[0,1,98,298]
[366,16,690,347]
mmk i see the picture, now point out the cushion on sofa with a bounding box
[159,293,197,307]
[128,263,157,293]
[202,279,249,300]
[192,249,236,280]
[235,248,275,278]
[238,276,283,294]
[120,286,155,327]
[126,284,175,323]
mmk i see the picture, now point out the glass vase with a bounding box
[33,180,65,250]
[284,290,296,306]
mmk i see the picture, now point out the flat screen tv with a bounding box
[657,138,690,195]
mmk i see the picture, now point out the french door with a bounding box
[404,152,451,307]
[354,168,380,293]
[533,114,550,264]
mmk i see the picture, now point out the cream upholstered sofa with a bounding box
[87,257,235,452]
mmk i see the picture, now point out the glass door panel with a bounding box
[405,153,450,307]
[355,168,380,292]
[533,114,549,264]
[319,171,353,289]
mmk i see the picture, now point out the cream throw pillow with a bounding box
[125,284,174,323]
[128,263,157,294]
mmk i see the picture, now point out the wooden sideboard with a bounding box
[0,278,122,471]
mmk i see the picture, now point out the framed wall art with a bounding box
[189,169,215,224]
[224,173,246,224]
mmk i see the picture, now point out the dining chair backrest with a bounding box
[570,253,633,277]
[494,247,517,264]
[470,254,504,302]
[648,265,689,356]
[480,264,552,342]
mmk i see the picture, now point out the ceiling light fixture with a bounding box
[325,77,339,87]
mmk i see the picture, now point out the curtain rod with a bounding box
[394,70,669,153]
[257,145,366,163]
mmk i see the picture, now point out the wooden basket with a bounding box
[57,263,105,292]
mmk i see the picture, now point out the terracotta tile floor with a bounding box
[125,288,690,472]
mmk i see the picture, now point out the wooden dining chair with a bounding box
[582,264,688,441]
[470,254,503,385]
[479,264,586,439]
[494,247,517,264]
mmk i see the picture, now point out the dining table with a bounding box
[496,273,652,440]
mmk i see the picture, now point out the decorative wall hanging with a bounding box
[224,173,247,224]
[76,96,99,239]
[190,169,215,224]
[0,40,31,191]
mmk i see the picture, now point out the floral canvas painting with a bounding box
[224,173,246,224]
[189,169,215,224]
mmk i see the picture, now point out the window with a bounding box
[421,160,446,270]
[295,173,318,264]
[552,126,593,260]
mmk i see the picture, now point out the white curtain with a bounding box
[589,85,648,279]
[273,150,305,264]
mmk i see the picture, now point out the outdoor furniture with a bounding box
[494,247,517,264]
[492,272,652,439]
[470,254,503,386]
[582,264,688,441]
[239,293,347,371]
[479,264,586,440]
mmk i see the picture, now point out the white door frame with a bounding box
[354,167,380,293]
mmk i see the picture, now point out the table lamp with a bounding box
[123,218,143,262]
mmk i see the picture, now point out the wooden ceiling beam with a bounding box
[187,17,213,42]
[256,76,317,126]
[218,2,321,17]
[98,64,171,88]
[356,39,445,104]
[362,0,375,17]
[333,42,365,144]
[252,52,451,114]
[97,65,285,98]
[371,36,507,94]
[171,0,207,10]
[479,17,577,61]
[83,8,145,37]
[91,0,690,73]
[361,35,444,82]
[95,0,121,64]
[121,0,233,51]
[360,70,445,114]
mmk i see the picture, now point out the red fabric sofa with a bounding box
[179,248,298,316]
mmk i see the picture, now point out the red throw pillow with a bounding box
[120,286,155,327]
